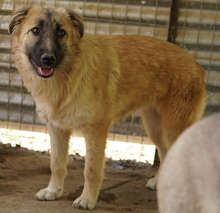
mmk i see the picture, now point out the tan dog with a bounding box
[158,113,220,213]
[8,5,206,210]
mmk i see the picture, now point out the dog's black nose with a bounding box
[41,54,56,66]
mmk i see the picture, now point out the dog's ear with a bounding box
[67,10,84,39]
[8,6,31,34]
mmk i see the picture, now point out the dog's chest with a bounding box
[36,99,95,129]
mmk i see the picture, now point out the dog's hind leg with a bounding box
[73,123,109,210]
[35,123,71,201]
[140,107,168,190]
[141,84,206,190]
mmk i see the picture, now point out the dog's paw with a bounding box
[73,197,96,210]
[146,177,157,190]
[35,187,62,201]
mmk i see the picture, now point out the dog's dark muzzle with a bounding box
[31,54,56,78]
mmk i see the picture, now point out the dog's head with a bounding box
[8,6,84,78]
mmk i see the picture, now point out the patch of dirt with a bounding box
[0,143,158,213]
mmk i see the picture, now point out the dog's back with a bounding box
[158,113,220,213]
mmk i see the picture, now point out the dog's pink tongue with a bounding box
[38,67,53,76]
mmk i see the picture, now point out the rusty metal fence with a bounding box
[0,0,219,154]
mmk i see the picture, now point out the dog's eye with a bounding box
[57,30,66,37]
[31,27,40,35]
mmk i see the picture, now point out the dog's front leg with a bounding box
[73,124,109,210]
[35,122,71,201]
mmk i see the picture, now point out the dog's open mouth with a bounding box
[31,59,54,78]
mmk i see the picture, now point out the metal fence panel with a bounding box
[0,0,219,135]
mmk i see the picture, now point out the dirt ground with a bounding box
[0,143,158,213]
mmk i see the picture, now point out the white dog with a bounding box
[158,113,220,213]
